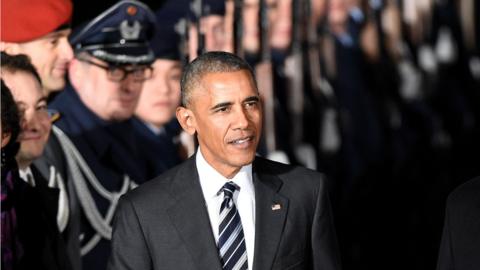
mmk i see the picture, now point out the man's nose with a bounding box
[233,107,250,129]
[58,37,74,61]
[120,75,143,92]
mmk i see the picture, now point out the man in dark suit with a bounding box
[436,176,480,270]
[1,52,71,270]
[108,51,341,270]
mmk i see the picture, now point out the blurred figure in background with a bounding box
[36,1,157,269]
[0,0,74,99]
[188,0,228,60]
[437,175,480,270]
[1,80,23,270]
[134,1,186,179]
[1,52,71,270]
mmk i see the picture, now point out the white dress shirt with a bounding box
[19,166,35,186]
[196,147,256,270]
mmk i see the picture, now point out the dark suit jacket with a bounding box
[15,166,72,270]
[437,176,480,270]
[108,155,341,270]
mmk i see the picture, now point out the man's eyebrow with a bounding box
[41,31,64,40]
[210,101,233,111]
[244,96,260,103]
[37,96,48,104]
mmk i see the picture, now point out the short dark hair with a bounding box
[1,80,21,160]
[1,52,42,84]
[180,51,257,107]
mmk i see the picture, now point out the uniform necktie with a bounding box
[218,181,248,270]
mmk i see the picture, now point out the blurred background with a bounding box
[72,0,480,269]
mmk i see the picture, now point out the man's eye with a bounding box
[245,102,258,109]
[37,104,48,111]
[50,38,60,46]
[216,107,229,113]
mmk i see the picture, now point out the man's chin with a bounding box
[44,79,67,94]
[109,111,135,122]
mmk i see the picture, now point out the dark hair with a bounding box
[1,52,42,84]
[180,51,257,107]
[1,80,21,164]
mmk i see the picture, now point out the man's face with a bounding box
[71,57,145,121]
[328,0,349,27]
[189,15,226,60]
[243,0,260,54]
[178,70,262,178]
[16,29,73,96]
[2,71,51,168]
[268,0,292,50]
[135,59,182,127]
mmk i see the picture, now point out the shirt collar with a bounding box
[18,166,35,186]
[196,146,253,199]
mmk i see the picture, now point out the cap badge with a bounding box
[120,20,141,40]
[127,5,137,16]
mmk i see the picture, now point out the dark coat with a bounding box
[132,117,183,180]
[42,84,147,270]
[15,166,72,270]
[108,155,342,270]
[437,176,480,270]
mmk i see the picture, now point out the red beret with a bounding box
[1,0,73,43]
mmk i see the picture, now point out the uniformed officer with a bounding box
[36,1,157,270]
[133,1,186,180]
[188,0,228,60]
[0,0,74,98]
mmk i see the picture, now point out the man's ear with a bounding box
[1,132,12,148]
[176,106,196,135]
[0,42,21,55]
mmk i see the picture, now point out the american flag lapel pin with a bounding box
[271,203,282,211]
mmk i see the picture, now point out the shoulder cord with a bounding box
[48,166,70,232]
[52,126,138,255]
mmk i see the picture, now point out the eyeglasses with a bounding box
[77,58,153,82]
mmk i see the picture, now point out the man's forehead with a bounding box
[44,28,71,38]
[25,28,71,44]
[4,72,43,98]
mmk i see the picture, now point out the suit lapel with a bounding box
[252,160,289,270]
[166,157,222,270]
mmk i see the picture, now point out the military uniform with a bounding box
[35,1,157,270]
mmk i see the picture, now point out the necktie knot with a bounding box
[221,181,238,209]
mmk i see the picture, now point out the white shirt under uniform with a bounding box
[196,147,256,270]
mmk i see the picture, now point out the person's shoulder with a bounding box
[121,158,193,204]
[447,176,480,210]
[254,156,326,187]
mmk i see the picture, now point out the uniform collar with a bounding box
[50,84,138,158]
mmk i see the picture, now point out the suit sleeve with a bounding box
[107,195,152,270]
[312,178,342,270]
[436,200,454,270]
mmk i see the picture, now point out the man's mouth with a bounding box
[229,136,254,145]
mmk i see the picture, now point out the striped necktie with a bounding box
[218,181,248,270]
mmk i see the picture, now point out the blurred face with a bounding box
[135,59,182,128]
[223,0,235,53]
[243,0,260,53]
[2,71,51,169]
[70,57,145,121]
[16,29,73,96]
[328,0,349,27]
[189,15,226,60]
[268,0,292,50]
[311,0,327,25]
[176,70,262,178]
